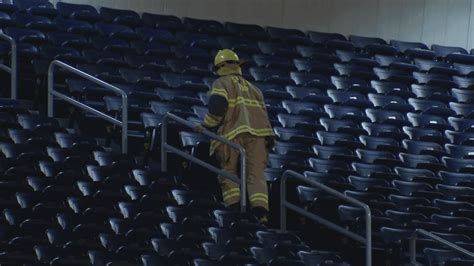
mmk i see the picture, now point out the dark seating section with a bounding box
[0,1,473,265]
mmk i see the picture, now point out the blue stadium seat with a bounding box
[348,175,389,192]
[407,112,452,131]
[365,43,398,56]
[399,152,443,170]
[184,17,225,35]
[298,250,344,265]
[267,26,311,45]
[373,66,416,84]
[452,88,474,103]
[285,85,333,104]
[324,104,367,123]
[402,126,446,144]
[124,54,168,71]
[313,145,355,161]
[100,6,141,26]
[95,22,140,40]
[249,67,294,85]
[390,39,431,54]
[273,127,318,144]
[4,27,46,46]
[445,144,474,159]
[0,11,14,28]
[453,62,474,76]
[411,84,453,103]
[330,76,373,94]
[142,12,185,31]
[402,140,444,159]
[47,31,89,49]
[355,149,399,165]
[277,113,321,130]
[413,58,458,75]
[308,31,346,44]
[424,248,463,266]
[290,71,328,86]
[432,44,468,57]
[335,50,371,62]
[56,2,101,22]
[319,117,365,135]
[408,98,455,117]
[442,157,474,173]
[14,0,57,17]
[130,40,172,57]
[394,166,436,181]
[365,108,410,128]
[12,12,57,32]
[361,122,403,139]
[218,36,260,54]
[175,32,220,50]
[258,41,299,57]
[317,131,364,149]
[445,130,474,145]
[374,54,413,66]
[351,162,394,179]
[91,36,135,54]
[254,54,296,70]
[359,135,400,152]
[226,22,269,40]
[452,75,474,89]
[449,102,474,118]
[368,93,413,112]
[349,35,387,48]
[135,27,177,44]
[370,80,414,99]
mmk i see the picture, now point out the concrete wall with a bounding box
[52,0,474,50]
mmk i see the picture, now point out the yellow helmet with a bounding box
[214,49,240,67]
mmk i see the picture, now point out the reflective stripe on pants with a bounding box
[216,133,269,210]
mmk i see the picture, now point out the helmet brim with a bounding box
[215,59,246,69]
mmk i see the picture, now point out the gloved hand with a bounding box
[195,125,206,133]
[265,136,276,150]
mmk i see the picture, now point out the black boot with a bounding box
[227,202,240,211]
[252,207,269,226]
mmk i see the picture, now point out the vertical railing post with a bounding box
[10,40,16,99]
[280,173,287,231]
[364,205,372,266]
[160,116,168,173]
[410,232,417,266]
[239,147,247,213]
[0,33,18,99]
[121,93,128,154]
[47,63,54,117]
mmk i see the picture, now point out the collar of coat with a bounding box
[217,65,242,76]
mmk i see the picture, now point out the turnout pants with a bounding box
[215,133,269,210]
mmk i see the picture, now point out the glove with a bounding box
[265,136,276,150]
[195,125,206,133]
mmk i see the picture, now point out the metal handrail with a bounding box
[47,60,128,153]
[280,170,372,266]
[0,32,17,99]
[160,112,247,213]
[410,229,474,265]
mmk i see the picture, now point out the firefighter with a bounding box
[195,49,275,224]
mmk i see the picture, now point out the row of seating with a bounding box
[2,1,474,265]
[4,1,474,86]
[0,98,356,265]
[2,0,474,60]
